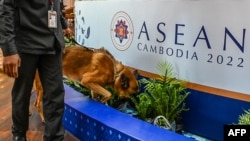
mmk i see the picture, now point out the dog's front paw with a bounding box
[100,95,111,103]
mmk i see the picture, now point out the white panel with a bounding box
[74,0,250,94]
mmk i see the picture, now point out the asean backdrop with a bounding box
[75,0,250,95]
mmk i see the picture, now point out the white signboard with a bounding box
[74,0,250,95]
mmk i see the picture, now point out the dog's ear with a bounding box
[116,62,123,72]
[120,74,129,90]
[133,69,139,78]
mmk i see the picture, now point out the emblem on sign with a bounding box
[110,11,134,51]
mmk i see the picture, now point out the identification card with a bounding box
[48,10,57,28]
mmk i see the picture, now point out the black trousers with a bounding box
[11,51,65,141]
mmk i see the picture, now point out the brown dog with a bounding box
[34,45,139,123]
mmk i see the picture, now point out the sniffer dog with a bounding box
[34,45,139,122]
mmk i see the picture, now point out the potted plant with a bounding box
[130,60,189,132]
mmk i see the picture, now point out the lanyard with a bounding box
[49,0,54,11]
[49,0,53,5]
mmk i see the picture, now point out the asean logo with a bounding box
[110,11,134,51]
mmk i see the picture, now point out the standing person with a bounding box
[0,0,71,141]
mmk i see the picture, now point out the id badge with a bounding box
[48,10,57,28]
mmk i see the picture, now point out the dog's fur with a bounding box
[34,45,139,123]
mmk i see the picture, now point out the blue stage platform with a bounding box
[62,84,195,141]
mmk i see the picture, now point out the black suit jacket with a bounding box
[0,0,68,56]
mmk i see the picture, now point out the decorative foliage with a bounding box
[130,92,153,120]
[63,78,90,96]
[63,60,190,131]
[63,78,127,108]
[130,61,189,123]
[238,109,250,125]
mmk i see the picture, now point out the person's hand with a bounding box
[3,54,21,78]
[63,27,73,38]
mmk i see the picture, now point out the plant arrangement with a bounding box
[63,78,90,95]
[238,109,250,125]
[63,78,128,108]
[130,61,189,131]
[63,60,190,132]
